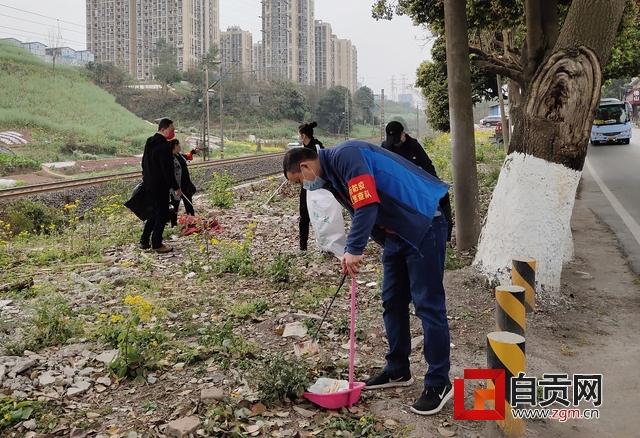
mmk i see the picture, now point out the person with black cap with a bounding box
[297,122,324,251]
[382,121,453,241]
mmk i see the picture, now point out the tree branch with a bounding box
[472,59,525,85]
[468,46,524,80]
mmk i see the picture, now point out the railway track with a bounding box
[0,153,283,201]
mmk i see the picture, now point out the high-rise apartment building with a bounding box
[314,20,333,89]
[333,37,357,93]
[86,0,137,75]
[252,42,265,82]
[86,0,220,81]
[261,0,315,85]
[220,26,253,78]
[351,45,358,92]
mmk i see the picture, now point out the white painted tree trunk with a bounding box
[474,152,581,292]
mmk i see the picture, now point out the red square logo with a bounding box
[454,369,506,420]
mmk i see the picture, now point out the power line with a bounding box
[0,3,85,29]
[0,24,85,47]
[0,13,85,35]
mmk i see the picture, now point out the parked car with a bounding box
[286,139,302,150]
[480,115,504,127]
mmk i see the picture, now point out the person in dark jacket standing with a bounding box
[283,141,453,416]
[297,122,324,251]
[169,139,197,226]
[382,121,453,241]
[140,118,181,253]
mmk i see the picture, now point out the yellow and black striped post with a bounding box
[487,331,526,437]
[496,285,526,336]
[512,258,536,313]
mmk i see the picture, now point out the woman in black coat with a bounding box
[298,122,324,251]
[169,139,197,226]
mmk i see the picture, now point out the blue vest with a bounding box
[319,140,449,250]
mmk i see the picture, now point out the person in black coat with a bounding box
[298,122,324,251]
[140,118,181,253]
[382,121,454,241]
[169,139,197,226]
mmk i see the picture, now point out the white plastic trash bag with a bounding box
[306,188,347,258]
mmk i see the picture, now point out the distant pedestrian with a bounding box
[169,139,197,226]
[382,121,453,241]
[297,122,324,251]
[140,118,180,253]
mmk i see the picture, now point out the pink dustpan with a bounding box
[304,277,365,409]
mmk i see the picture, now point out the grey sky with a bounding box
[0,0,433,93]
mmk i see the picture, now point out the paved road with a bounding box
[582,128,640,273]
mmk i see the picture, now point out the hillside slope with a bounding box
[0,42,152,164]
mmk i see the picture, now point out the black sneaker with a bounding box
[411,382,453,415]
[139,243,151,250]
[364,371,414,390]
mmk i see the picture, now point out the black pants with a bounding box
[170,193,195,226]
[141,191,170,249]
[299,187,310,251]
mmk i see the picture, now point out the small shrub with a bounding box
[199,322,257,370]
[254,353,310,404]
[336,315,366,342]
[212,240,253,276]
[0,397,39,430]
[98,295,166,379]
[13,296,83,354]
[324,414,395,437]
[265,253,294,284]
[292,285,334,311]
[208,172,234,208]
[445,248,467,270]
[229,299,268,319]
[5,199,63,235]
[59,140,117,156]
[0,154,39,177]
[211,223,256,276]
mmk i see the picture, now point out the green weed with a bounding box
[0,397,39,430]
[265,253,294,284]
[208,172,235,208]
[254,353,310,404]
[228,299,268,319]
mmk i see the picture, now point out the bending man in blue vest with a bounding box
[283,140,452,415]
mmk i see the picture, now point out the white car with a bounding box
[286,140,302,150]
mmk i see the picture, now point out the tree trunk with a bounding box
[444,0,480,250]
[474,0,625,292]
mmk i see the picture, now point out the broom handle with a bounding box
[348,276,356,389]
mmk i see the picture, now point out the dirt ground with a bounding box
[1,176,639,437]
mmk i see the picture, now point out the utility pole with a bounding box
[219,64,225,159]
[202,66,210,161]
[380,89,386,143]
[391,76,396,101]
[444,0,480,249]
[201,2,209,161]
[416,104,420,140]
[345,89,350,140]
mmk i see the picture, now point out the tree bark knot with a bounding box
[510,46,601,171]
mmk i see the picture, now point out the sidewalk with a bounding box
[521,180,640,437]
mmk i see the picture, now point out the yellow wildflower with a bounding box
[110,314,125,324]
[124,294,153,321]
